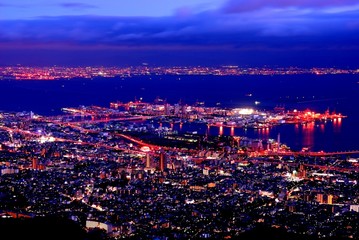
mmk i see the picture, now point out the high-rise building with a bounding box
[164,103,170,115]
[288,205,296,212]
[327,194,333,204]
[304,192,312,202]
[299,164,305,171]
[174,104,180,116]
[277,133,281,152]
[159,151,167,171]
[32,157,38,170]
[298,164,306,178]
[317,193,324,204]
[146,153,151,168]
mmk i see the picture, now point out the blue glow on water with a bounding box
[0,74,358,152]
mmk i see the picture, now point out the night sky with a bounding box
[1,0,359,67]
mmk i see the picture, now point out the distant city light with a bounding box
[39,136,55,143]
[233,108,255,115]
[140,146,151,152]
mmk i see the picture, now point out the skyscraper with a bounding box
[277,133,281,152]
[32,157,38,170]
[146,153,151,168]
[317,193,324,204]
[159,151,167,171]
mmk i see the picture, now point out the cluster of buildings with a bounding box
[109,98,345,131]
[0,103,358,239]
[1,65,358,80]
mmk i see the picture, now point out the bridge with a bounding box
[41,115,151,124]
[243,158,359,173]
[0,125,145,155]
[257,150,359,157]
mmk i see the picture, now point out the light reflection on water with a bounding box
[157,118,343,152]
[0,75,355,152]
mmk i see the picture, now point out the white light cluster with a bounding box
[232,108,255,115]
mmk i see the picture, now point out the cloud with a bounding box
[222,0,359,13]
[59,2,97,9]
[0,3,28,8]
[0,2,359,53]
[0,3,15,7]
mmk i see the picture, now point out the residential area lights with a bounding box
[0,101,357,239]
[1,66,359,80]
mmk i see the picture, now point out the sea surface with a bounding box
[0,74,358,152]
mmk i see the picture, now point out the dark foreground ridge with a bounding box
[0,217,349,240]
[0,216,89,240]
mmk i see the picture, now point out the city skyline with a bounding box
[1,0,359,66]
[1,2,358,239]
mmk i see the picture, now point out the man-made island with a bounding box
[0,99,358,239]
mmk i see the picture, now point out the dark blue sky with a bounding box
[1,0,359,67]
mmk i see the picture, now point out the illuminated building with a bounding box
[146,153,151,168]
[277,133,281,152]
[288,205,296,212]
[159,151,167,172]
[298,164,307,178]
[317,193,324,204]
[32,157,38,170]
[164,103,170,115]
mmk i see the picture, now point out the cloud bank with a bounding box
[222,0,359,13]
[1,0,359,66]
